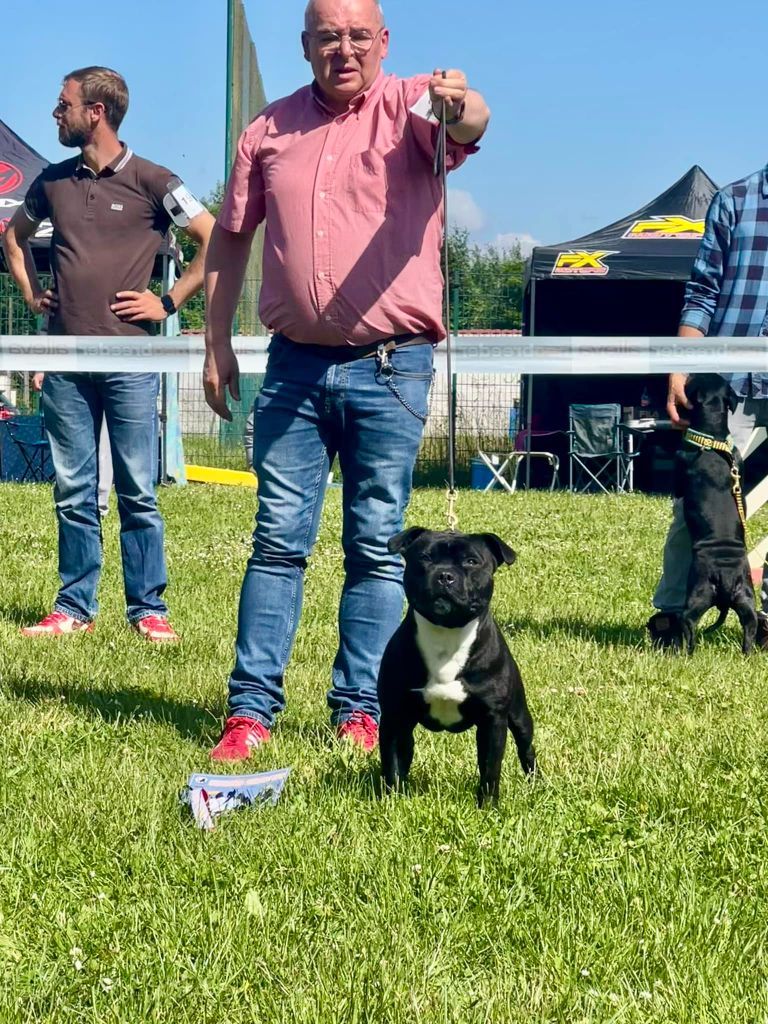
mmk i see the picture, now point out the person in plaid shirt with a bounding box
[649,162,768,648]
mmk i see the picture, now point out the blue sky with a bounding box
[5,0,767,252]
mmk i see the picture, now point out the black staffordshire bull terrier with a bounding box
[674,373,757,654]
[378,527,536,806]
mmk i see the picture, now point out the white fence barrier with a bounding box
[2,334,768,375]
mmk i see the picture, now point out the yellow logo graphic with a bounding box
[623,215,705,239]
[551,250,618,276]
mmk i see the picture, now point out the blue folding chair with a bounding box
[6,416,55,483]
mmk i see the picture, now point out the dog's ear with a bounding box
[727,385,738,414]
[476,533,517,567]
[685,375,702,406]
[387,527,429,555]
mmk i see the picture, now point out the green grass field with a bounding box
[2,482,768,1023]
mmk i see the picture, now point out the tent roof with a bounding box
[527,165,718,282]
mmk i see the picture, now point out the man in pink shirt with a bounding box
[204,0,490,760]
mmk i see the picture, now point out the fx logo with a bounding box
[551,250,618,276]
[623,215,705,239]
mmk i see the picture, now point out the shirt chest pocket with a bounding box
[346,151,388,214]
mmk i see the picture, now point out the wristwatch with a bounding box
[160,293,177,316]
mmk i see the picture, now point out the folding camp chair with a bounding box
[477,414,561,493]
[568,403,642,493]
[6,416,54,483]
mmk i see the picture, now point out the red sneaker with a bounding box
[210,716,271,762]
[21,611,94,637]
[336,711,379,751]
[133,615,180,643]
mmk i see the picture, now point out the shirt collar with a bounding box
[75,143,133,179]
[311,70,384,119]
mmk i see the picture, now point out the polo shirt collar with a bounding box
[75,143,133,179]
[311,69,385,119]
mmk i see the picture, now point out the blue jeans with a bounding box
[41,372,168,623]
[228,334,434,727]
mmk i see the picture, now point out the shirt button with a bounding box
[319,191,326,199]
[326,155,334,162]
[325,316,333,322]
[317,229,324,237]
[318,271,326,280]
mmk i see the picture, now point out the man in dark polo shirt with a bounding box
[2,66,214,640]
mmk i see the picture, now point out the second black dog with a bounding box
[675,373,757,653]
[378,527,536,806]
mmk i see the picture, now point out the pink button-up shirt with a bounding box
[219,71,479,346]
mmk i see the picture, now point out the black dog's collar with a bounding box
[683,428,734,453]
[683,429,746,530]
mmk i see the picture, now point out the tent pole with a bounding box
[159,252,179,484]
[525,279,536,489]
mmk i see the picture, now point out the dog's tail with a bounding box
[703,606,729,634]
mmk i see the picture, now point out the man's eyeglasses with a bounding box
[306,27,383,54]
[54,100,97,114]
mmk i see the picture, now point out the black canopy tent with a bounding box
[520,165,718,490]
[0,119,51,270]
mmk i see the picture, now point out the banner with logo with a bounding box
[527,165,717,282]
[0,119,51,264]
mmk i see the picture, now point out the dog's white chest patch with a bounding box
[414,612,478,726]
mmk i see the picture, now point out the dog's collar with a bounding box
[683,429,734,454]
[684,428,746,531]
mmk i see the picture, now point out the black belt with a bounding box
[272,332,430,362]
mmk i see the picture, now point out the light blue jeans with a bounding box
[228,334,434,727]
[42,372,168,623]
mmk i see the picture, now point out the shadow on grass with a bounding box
[4,676,219,740]
[505,615,648,648]
[506,614,751,652]
[0,602,54,628]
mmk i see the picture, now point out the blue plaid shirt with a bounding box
[679,162,768,398]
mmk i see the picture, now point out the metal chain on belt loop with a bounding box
[434,75,458,532]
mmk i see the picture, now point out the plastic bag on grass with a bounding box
[182,768,291,830]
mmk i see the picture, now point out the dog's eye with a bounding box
[463,557,479,566]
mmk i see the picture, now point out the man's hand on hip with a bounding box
[29,289,58,316]
[203,342,240,421]
[111,289,167,322]
[667,373,692,428]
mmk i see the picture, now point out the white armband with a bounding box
[163,177,205,228]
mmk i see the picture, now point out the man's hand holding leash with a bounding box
[428,68,489,144]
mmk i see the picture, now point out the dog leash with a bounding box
[434,75,458,532]
[683,428,747,530]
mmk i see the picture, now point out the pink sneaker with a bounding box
[336,711,379,751]
[210,716,271,762]
[133,615,180,643]
[21,611,94,637]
